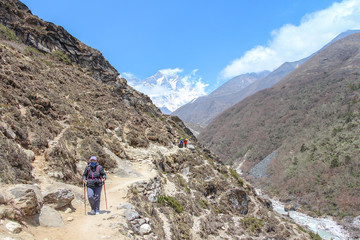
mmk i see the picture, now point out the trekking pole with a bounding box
[103,181,108,209]
[83,183,87,215]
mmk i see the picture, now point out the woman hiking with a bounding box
[82,156,106,215]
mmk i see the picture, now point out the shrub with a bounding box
[229,167,244,186]
[241,216,264,233]
[0,24,19,42]
[309,232,322,240]
[157,195,184,213]
[52,50,72,64]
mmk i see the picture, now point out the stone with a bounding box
[5,221,22,234]
[139,224,152,235]
[144,217,150,224]
[226,188,248,215]
[117,203,133,210]
[64,207,72,213]
[43,188,74,209]
[7,186,41,216]
[187,144,195,152]
[67,217,74,222]
[23,149,35,161]
[0,192,5,204]
[133,218,146,226]
[284,204,297,212]
[39,206,64,227]
[124,209,139,221]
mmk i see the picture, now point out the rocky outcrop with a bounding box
[6,185,42,216]
[43,188,74,209]
[0,0,118,83]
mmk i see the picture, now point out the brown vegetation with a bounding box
[200,32,360,217]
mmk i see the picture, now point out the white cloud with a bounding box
[220,0,360,79]
[159,68,183,76]
[128,68,208,112]
[121,72,136,79]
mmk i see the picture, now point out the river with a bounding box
[255,189,351,240]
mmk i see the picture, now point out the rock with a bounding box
[5,221,22,234]
[23,149,35,161]
[64,207,72,213]
[0,192,5,204]
[117,203,133,210]
[7,186,42,216]
[284,204,297,212]
[139,224,152,235]
[187,144,195,152]
[67,217,74,222]
[39,206,64,227]
[257,196,273,210]
[47,171,64,179]
[224,188,248,215]
[124,209,139,221]
[43,188,74,209]
[144,217,150,224]
[0,122,16,140]
[132,218,146,228]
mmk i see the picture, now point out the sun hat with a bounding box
[90,156,97,161]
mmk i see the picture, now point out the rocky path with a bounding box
[22,163,156,240]
[1,141,176,240]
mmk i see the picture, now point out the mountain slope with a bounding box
[0,1,312,239]
[199,32,360,217]
[172,72,268,125]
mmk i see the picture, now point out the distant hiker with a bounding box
[178,138,184,148]
[82,156,106,215]
[184,138,188,148]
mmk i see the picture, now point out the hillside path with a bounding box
[24,162,156,240]
[21,142,184,240]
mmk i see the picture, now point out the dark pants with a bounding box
[87,186,102,211]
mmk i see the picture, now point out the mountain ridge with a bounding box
[173,30,360,130]
[199,31,360,219]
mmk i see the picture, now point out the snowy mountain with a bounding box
[126,69,207,113]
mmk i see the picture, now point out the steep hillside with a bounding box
[200,32,360,218]
[0,1,313,239]
[172,72,268,126]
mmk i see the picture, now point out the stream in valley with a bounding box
[255,189,351,240]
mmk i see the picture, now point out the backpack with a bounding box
[86,165,102,187]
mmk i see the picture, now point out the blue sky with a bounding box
[21,0,360,110]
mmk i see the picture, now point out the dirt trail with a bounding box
[23,162,157,240]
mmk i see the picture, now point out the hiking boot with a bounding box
[96,211,100,215]
[89,210,95,215]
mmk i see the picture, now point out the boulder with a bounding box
[124,209,139,221]
[39,205,64,227]
[284,204,297,212]
[43,188,74,209]
[5,221,22,234]
[223,188,248,215]
[7,185,42,216]
[139,224,152,235]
